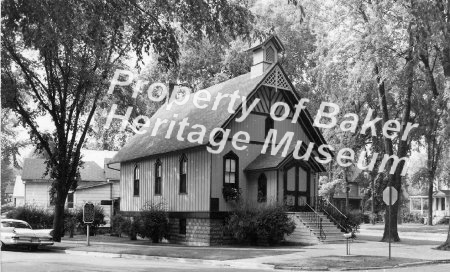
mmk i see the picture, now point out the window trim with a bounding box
[257,173,267,203]
[67,192,74,208]
[155,159,162,195]
[179,154,188,194]
[223,151,239,188]
[133,164,140,196]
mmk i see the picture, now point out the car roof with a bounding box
[0,219,28,223]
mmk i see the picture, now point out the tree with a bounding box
[1,0,253,241]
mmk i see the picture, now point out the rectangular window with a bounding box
[180,155,187,194]
[155,161,162,195]
[441,198,446,211]
[179,218,187,235]
[67,193,74,208]
[224,158,236,184]
[134,165,140,196]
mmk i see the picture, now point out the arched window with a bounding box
[223,151,239,187]
[265,116,274,135]
[257,173,267,202]
[179,154,188,194]
[133,164,140,196]
[155,159,162,195]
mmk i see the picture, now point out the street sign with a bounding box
[83,202,95,224]
[383,186,398,205]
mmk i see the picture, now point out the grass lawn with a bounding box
[270,255,426,270]
[362,223,449,234]
[62,243,304,260]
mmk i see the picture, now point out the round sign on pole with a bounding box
[83,202,95,223]
[383,186,398,205]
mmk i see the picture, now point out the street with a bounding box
[2,248,450,272]
[0,249,264,272]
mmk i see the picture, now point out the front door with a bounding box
[284,163,310,211]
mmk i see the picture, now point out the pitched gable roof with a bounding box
[22,158,106,182]
[110,68,272,163]
[111,63,328,164]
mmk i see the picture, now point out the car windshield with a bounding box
[1,221,32,229]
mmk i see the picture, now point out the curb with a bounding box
[275,259,450,271]
[62,249,275,270]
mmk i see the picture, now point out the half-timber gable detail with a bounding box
[262,65,292,91]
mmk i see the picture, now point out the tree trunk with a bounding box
[428,178,434,225]
[345,171,349,212]
[52,201,66,242]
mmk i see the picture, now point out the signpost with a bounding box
[383,186,398,260]
[83,202,95,246]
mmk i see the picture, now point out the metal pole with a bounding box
[389,186,391,260]
[87,224,90,246]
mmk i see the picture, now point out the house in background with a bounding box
[409,190,449,224]
[332,181,365,211]
[21,150,120,224]
[110,35,333,245]
[4,183,14,204]
[12,176,25,207]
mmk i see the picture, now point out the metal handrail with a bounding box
[322,197,347,219]
[303,201,326,240]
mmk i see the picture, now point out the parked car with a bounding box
[1,219,54,250]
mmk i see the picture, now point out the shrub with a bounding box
[225,202,296,246]
[111,214,132,238]
[137,202,169,243]
[401,212,424,224]
[75,205,106,235]
[437,217,449,225]
[6,205,53,229]
[64,209,78,238]
[256,204,296,245]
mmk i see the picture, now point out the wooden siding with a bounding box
[24,182,52,208]
[120,148,211,212]
[75,184,113,223]
[211,142,262,211]
[246,170,278,205]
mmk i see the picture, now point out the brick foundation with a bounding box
[168,218,231,246]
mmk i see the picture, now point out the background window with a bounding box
[224,152,238,186]
[257,174,267,202]
[133,164,140,196]
[155,160,162,195]
[180,154,187,194]
[67,192,74,208]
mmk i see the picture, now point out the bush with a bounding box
[225,202,295,246]
[256,204,296,245]
[137,202,169,243]
[111,214,132,238]
[6,205,53,229]
[75,205,106,235]
[436,217,449,225]
[401,212,424,224]
[64,209,78,238]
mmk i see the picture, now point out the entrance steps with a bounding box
[285,212,346,244]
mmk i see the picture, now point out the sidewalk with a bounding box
[358,223,448,245]
[51,237,450,271]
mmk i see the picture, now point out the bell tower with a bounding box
[248,35,285,78]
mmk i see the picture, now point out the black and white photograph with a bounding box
[1,0,450,271]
